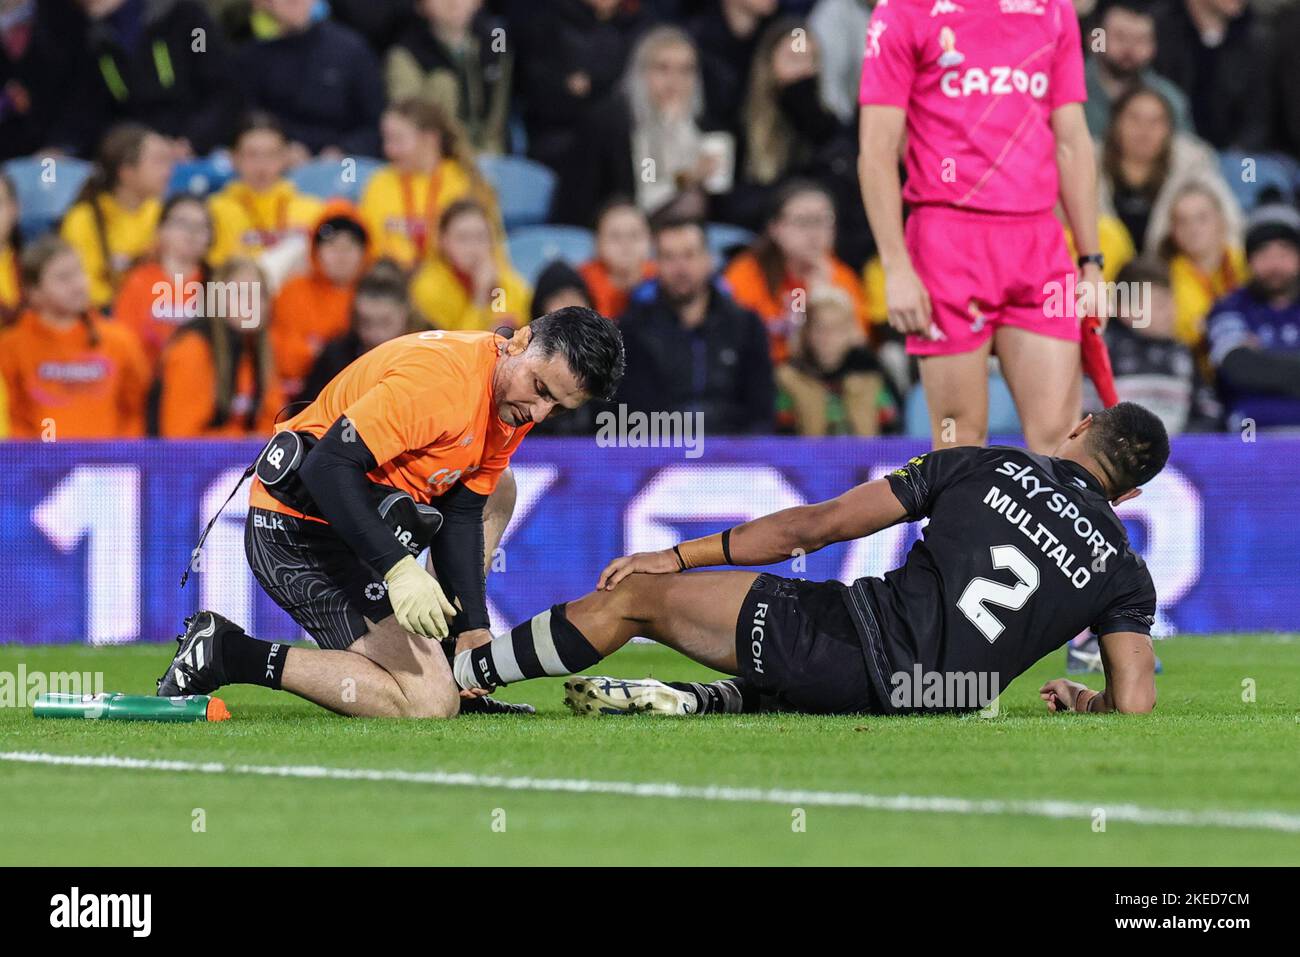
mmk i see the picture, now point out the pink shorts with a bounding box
[905,205,1080,357]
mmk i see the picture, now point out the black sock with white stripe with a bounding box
[455,603,601,690]
[220,629,287,689]
[667,678,754,714]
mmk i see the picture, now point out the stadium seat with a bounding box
[903,373,1022,439]
[706,222,755,261]
[506,225,594,285]
[167,153,236,198]
[1218,150,1298,210]
[4,155,92,239]
[478,154,556,230]
[290,156,384,202]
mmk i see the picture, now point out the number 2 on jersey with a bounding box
[957,544,1041,642]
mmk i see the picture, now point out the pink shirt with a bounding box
[858,0,1086,214]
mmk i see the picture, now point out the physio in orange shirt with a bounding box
[0,236,150,439]
[723,180,868,365]
[578,199,656,320]
[154,308,626,721]
[155,257,285,438]
[271,202,371,401]
[113,193,215,365]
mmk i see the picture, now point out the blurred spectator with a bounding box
[1104,258,1217,434]
[728,16,860,251]
[1059,204,1137,283]
[386,0,512,155]
[687,0,776,132]
[328,0,412,53]
[0,171,19,321]
[271,201,370,399]
[237,0,383,158]
[1206,205,1300,429]
[410,197,530,330]
[723,179,867,365]
[1158,182,1246,348]
[154,255,284,436]
[531,259,593,319]
[555,25,730,227]
[112,192,212,364]
[299,261,415,401]
[579,198,655,319]
[1150,0,1270,151]
[807,0,870,126]
[0,0,85,159]
[0,235,150,437]
[207,111,324,266]
[1269,2,1300,159]
[617,216,774,434]
[0,372,7,437]
[360,97,492,269]
[1083,1,1191,139]
[60,123,173,309]
[515,0,647,177]
[776,285,889,436]
[1095,86,1241,258]
[68,0,242,158]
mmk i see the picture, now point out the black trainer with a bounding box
[156,611,238,697]
[459,695,536,716]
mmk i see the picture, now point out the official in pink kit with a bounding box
[858,0,1104,452]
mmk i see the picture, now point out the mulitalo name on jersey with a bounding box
[982,460,1120,588]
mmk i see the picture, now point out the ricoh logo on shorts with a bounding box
[749,602,769,675]
[49,887,151,937]
[941,66,1049,99]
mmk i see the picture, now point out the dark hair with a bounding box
[527,305,625,401]
[1103,1,1155,22]
[650,212,707,246]
[232,110,286,148]
[1086,401,1170,493]
[1115,257,1170,291]
[354,262,410,306]
[593,195,644,233]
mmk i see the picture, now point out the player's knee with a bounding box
[400,688,460,719]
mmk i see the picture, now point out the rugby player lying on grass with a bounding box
[454,402,1169,717]
[156,308,624,718]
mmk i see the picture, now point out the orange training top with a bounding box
[156,326,285,438]
[248,330,531,521]
[0,309,150,438]
[113,262,205,366]
[578,259,656,320]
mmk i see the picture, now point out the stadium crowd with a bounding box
[1,0,1299,441]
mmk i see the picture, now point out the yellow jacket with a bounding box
[411,257,531,332]
[60,194,162,308]
[359,161,480,268]
[1169,247,1247,347]
[208,179,323,265]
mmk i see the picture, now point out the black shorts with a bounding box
[734,574,882,715]
[244,507,393,650]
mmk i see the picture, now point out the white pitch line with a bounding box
[3,750,1299,834]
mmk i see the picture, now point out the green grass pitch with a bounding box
[1,635,1297,866]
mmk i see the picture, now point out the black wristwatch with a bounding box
[1077,252,1105,270]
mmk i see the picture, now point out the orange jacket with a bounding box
[271,201,371,399]
[723,251,869,365]
[0,310,150,438]
[578,259,656,320]
[156,322,285,438]
[113,262,206,366]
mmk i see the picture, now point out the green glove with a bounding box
[384,555,457,639]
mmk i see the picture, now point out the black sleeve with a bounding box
[1091,559,1157,639]
[1219,348,1300,400]
[884,447,985,520]
[427,483,490,635]
[296,416,410,575]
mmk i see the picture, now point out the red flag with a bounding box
[1080,317,1118,408]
